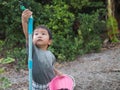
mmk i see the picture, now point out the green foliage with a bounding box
[0,0,30,69]
[65,0,90,9]
[0,57,14,90]
[0,68,4,74]
[0,40,4,52]
[89,1,105,7]
[0,77,12,90]
[0,0,25,46]
[37,1,76,61]
[78,12,103,53]
[6,47,27,69]
[0,57,15,64]
[0,0,106,63]
[0,57,15,78]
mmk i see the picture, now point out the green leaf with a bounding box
[0,57,15,64]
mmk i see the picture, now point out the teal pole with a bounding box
[28,16,33,90]
[20,2,33,90]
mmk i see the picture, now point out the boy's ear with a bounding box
[48,40,52,45]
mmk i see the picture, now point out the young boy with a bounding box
[22,9,63,90]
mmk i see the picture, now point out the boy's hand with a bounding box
[57,71,63,76]
[21,9,32,41]
[54,68,64,77]
[22,9,33,23]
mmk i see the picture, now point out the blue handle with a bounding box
[28,14,33,90]
[20,3,33,90]
[28,16,33,34]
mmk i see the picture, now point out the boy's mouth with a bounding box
[37,39,42,41]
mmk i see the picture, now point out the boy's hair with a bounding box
[34,25,52,40]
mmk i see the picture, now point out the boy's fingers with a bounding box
[25,9,33,15]
[22,9,33,16]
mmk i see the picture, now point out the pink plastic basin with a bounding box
[49,74,75,90]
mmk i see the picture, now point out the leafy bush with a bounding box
[0,0,106,63]
[0,57,14,90]
[0,0,35,69]
[6,47,27,69]
[37,1,76,61]
[0,77,12,90]
[78,12,103,53]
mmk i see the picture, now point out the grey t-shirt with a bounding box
[31,44,56,84]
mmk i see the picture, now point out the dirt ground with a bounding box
[1,44,120,90]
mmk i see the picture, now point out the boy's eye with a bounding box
[42,33,46,35]
[35,33,38,35]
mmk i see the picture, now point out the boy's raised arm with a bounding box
[21,9,32,43]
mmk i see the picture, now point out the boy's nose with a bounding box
[37,35,42,38]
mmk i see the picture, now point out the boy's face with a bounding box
[33,28,52,49]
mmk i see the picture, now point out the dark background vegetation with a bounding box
[0,0,120,69]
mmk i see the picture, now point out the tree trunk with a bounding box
[114,0,120,30]
[107,0,115,17]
